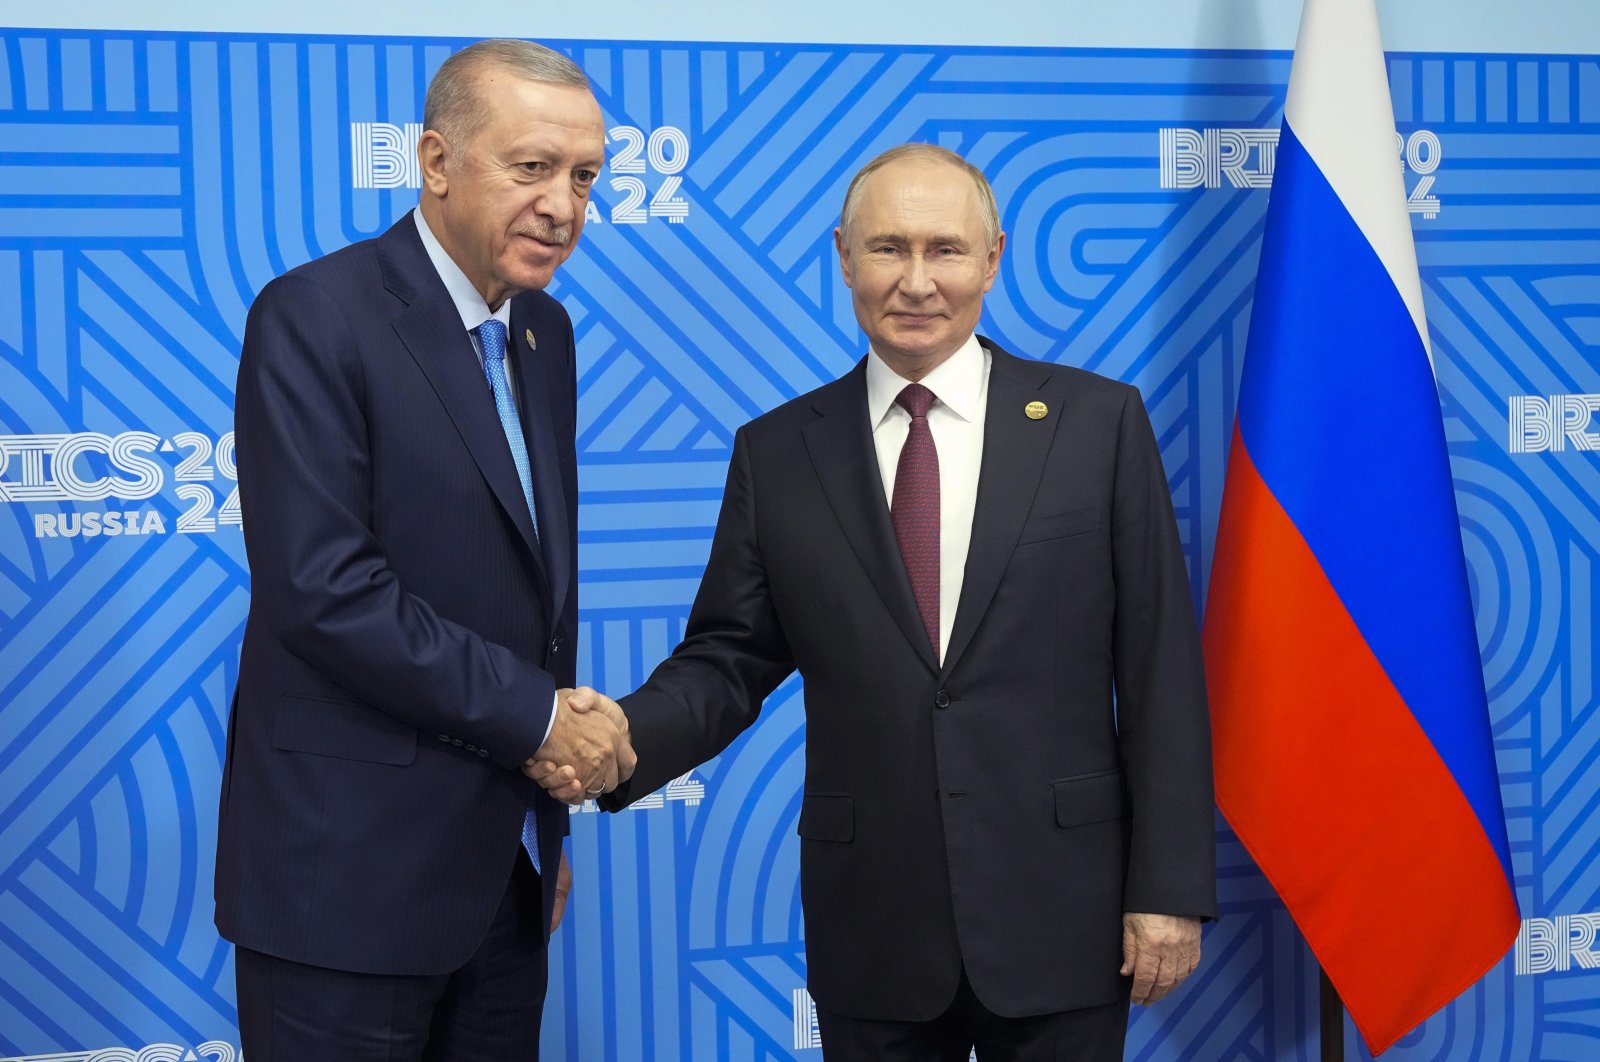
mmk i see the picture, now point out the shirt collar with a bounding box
[866,333,986,430]
[413,207,511,333]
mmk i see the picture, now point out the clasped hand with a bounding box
[523,687,634,804]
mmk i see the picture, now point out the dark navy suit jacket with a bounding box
[215,216,578,975]
[606,340,1216,1020]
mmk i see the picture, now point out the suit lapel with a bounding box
[508,303,571,625]
[803,363,939,675]
[379,222,549,580]
[940,342,1061,678]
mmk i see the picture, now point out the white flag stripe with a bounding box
[1283,0,1432,365]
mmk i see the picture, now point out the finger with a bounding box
[551,769,586,799]
[1149,959,1179,1004]
[1131,952,1160,1005]
[597,697,628,733]
[1120,922,1137,977]
[550,890,569,932]
[575,736,608,781]
[577,749,609,794]
[525,760,570,783]
[565,686,597,712]
[528,764,579,793]
[596,743,619,792]
[535,771,586,804]
[617,737,638,782]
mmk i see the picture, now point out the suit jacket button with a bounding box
[934,690,951,709]
[477,748,490,758]
[549,636,562,655]
[464,743,478,753]
[437,734,451,742]
[452,738,463,747]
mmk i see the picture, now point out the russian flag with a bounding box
[1204,0,1519,1053]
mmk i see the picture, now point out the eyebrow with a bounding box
[504,134,605,168]
[862,232,971,246]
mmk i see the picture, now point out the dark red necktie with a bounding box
[891,383,940,655]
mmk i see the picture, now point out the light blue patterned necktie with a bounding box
[477,317,539,542]
[476,317,543,876]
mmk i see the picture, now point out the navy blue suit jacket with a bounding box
[215,216,578,975]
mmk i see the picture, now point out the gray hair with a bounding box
[838,143,1002,250]
[424,39,590,149]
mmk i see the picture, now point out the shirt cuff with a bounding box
[542,690,560,746]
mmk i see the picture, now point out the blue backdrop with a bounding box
[1,19,1597,1062]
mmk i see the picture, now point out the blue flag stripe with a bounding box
[1237,121,1513,881]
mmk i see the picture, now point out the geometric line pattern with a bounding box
[2,30,1598,1061]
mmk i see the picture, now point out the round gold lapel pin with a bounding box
[1025,401,1048,420]
[524,328,537,350]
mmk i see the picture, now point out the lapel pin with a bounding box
[1025,401,1048,420]
[524,328,537,351]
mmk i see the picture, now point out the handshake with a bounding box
[524,687,633,804]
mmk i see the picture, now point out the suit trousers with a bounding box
[236,851,548,1062]
[815,967,1129,1062]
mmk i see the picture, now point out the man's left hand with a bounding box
[550,851,573,933]
[1121,912,1202,1005]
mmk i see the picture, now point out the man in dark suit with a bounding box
[543,144,1216,1059]
[216,39,631,1060]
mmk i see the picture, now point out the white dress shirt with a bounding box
[413,207,516,401]
[413,207,554,741]
[866,333,991,663]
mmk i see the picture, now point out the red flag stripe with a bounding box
[1206,430,1519,1053]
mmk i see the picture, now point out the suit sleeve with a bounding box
[604,426,796,807]
[235,273,555,770]
[1110,386,1218,920]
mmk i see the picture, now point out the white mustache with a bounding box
[518,223,571,245]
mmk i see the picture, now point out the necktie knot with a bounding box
[895,382,936,421]
[477,318,507,364]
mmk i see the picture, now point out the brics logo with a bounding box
[1158,128,1279,189]
[1158,127,1443,217]
[350,121,692,224]
[793,988,821,1050]
[351,122,423,189]
[790,989,975,1058]
[0,1042,238,1062]
[1516,912,1600,975]
[0,431,240,539]
[1508,394,1600,454]
[569,771,705,814]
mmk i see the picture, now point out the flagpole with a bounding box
[1319,966,1345,1062]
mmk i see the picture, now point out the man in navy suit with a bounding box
[215,39,631,1060]
[542,144,1216,1060]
